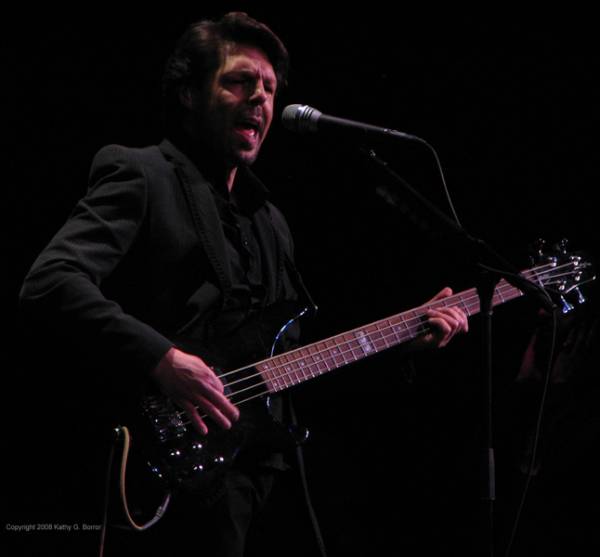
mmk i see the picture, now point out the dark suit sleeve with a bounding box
[19,144,173,375]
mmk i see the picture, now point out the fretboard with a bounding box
[257,268,542,393]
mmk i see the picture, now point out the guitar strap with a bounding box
[283,251,319,316]
[264,203,318,316]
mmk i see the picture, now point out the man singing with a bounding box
[20,12,468,556]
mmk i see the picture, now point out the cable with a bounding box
[289,395,329,557]
[99,432,117,557]
[416,137,464,228]
[117,426,172,531]
[97,425,172,557]
[503,309,559,557]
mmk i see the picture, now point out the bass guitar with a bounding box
[116,244,594,506]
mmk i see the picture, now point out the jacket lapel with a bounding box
[158,139,233,297]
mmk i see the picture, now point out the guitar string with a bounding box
[177,321,432,427]
[213,290,472,396]
[174,311,434,426]
[174,262,567,425]
[215,261,563,392]
[175,262,574,426]
[215,261,558,388]
[220,284,501,400]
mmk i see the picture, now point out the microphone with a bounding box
[281,104,422,142]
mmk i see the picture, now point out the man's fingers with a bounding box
[426,287,453,304]
[426,315,453,346]
[179,391,239,435]
[426,306,469,347]
[180,400,209,435]
[196,383,240,422]
[205,368,226,393]
[195,394,234,430]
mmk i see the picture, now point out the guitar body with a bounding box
[137,391,293,493]
[120,301,307,495]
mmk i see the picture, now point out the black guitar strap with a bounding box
[282,251,319,317]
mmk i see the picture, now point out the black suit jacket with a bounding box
[20,139,297,386]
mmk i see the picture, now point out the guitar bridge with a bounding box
[141,395,187,444]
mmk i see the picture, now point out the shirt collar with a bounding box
[166,131,269,213]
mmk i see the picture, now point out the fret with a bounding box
[279,353,299,386]
[371,324,388,351]
[496,284,506,304]
[309,343,328,374]
[354,330,376,356]
[292,350,308,382]
[319,341,334,370]
[346,335,363,360]
[364,323,379,335]
[272,356,291,389]
[297,346,316,379]
[296,347,313,380]
[492,289,502,307]
[318,341,333,371]
[466,295,480,315]
[303,346,319,378]
[363,324,381,353]
[385,317,402,345]
[307,345,322,376]
[277,354,294,387]
[275,354,290,385]
[505,281,523,301]
[338,333,356,362]
[270,363,283,392]
[338,335,355,364]
[403,310,422,341]
[297,354,310,381]
[458,292,473,317]
[326,338,346,367]
[257,362,277,393]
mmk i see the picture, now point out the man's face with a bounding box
[191,43,277,167]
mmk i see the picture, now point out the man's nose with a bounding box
[249,81,268,104]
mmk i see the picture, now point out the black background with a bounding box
[4,6,600,556]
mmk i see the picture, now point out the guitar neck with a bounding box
[256,272,534,393]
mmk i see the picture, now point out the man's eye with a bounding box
[224,75,248,85]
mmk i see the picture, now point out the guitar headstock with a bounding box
[529,239,596,314]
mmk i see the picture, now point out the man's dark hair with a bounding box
[162,12,289,127]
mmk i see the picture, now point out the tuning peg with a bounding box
[529,239,547,266]
[574,286,586,305]
[560,294,575,314]
[531,238,547,256]
[554,238,570,255]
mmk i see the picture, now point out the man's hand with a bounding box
[152,347,240,435]
[413,287,469,350]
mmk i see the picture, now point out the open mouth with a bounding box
[234,117,262,142]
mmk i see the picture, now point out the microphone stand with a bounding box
[359,147,555,557]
